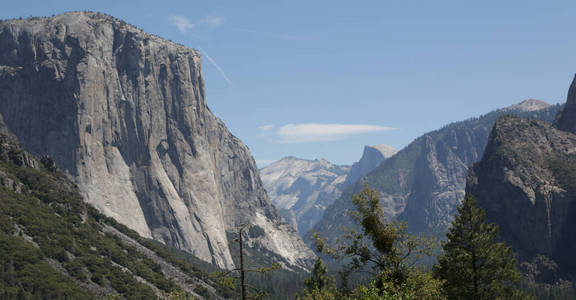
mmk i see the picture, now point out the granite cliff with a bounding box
[467,116,576,276]
[311,100,562,245]
[0,12,314,270]
[467,79,576,277]
[343,144,398,187]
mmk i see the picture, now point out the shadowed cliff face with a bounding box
[0,12,314,270]
[311,100,561,246]
[467,116,576,274]
[555,75,576,134]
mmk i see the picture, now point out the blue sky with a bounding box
[3,1,576,166]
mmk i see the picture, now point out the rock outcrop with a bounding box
[467,116,576,275]
[343,144,397,187]
[466,78,576,277]
[555,75,576,134]
[311,100,562,245]
[0,12,314,270]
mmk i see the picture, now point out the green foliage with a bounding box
[0,135,225,298]
[520,255,576,300]
[433,194,529,300]
[297,258,341,299]
[313,185,444,299]
[521,279,576,300]
[548,154,576,193]
[348,270,444,300]
[351,187,397,256]
[298,287,338,300]
[303,258,336,295]
[0,232,92,299]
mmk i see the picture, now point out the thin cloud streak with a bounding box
[169,14,225,33]
[169,15,194,33]
[201,16,226,26]
[276,123,397,144]
[258,124,275,131]
[199,48,232,85]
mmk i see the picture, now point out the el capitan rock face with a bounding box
[0,12,314,270]
[467,116,576,274]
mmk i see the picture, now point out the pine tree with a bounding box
[304,258,335,292]
[299,258,337,299]
[433,194,529,300]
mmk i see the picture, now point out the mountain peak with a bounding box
[366,144,398,159]
[504,99,551,112]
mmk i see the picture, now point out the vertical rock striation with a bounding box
[466,76,576,276]
[467,116,576,274]
[0,12,314,270]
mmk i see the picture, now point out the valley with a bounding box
[0,6,575,300]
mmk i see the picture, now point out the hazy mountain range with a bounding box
[260,144,397,235]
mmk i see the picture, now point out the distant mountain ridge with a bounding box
[261,145,396,235]
[310,99,562,245]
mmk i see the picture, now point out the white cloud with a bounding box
[169,14,225,34]
[276,123,397,144]
[258,124,275,132]
[200,16,226,26]
[169,15,194,33]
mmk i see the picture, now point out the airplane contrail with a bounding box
[199,47,232,85]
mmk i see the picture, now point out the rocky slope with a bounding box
[0,12,314,270]
[261,145,396,235]
[311,100,562,245]
[0,133,227,299]
[467,116,576,276]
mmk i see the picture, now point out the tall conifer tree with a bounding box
[434,194,529,299]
